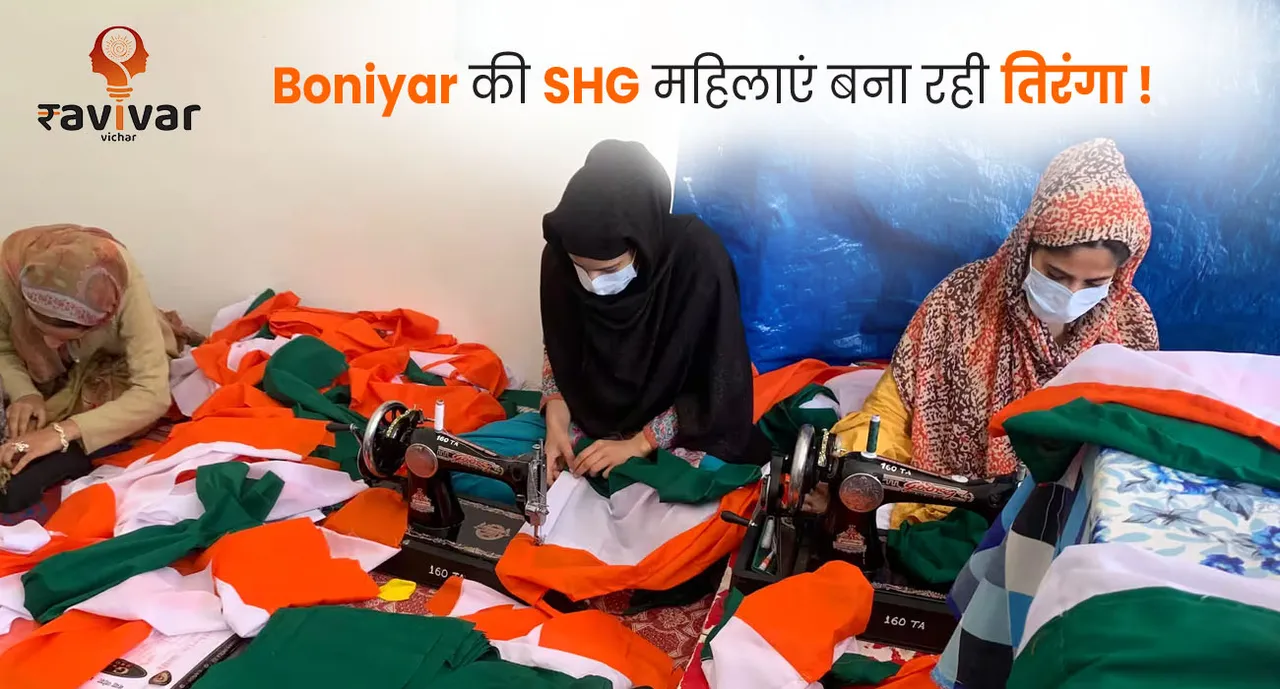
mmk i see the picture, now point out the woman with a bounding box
[832,138,1159,494]
[539,140,767,480]
[0,224,197,513]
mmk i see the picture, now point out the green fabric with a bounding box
[757,383,841,453]
[886,507,988,586]
[246,288,276,315]
[573,438,760,504]
[1008,587,1280,689]
[404,359,446,386]
[260,335,367,478]
[498,388,543,420]
[194,606,611,689]
[1005,399,1280,490]
[699,588,745,662]
[241,289,276,338]
[822,654,899,688]
[23,462,283,622]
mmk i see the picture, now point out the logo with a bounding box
[901,479,974,503]
[474,523,511,541]
[409,489,434,514]
[149,671,173,686]
[38,26,201,142]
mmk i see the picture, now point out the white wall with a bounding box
[0,0,685,385]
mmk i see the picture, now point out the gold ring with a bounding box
[12,441,29,453]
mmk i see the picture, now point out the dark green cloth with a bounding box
[404,359,446,386]
[822,653,900,688]
[194,606,611,689]
[757,383,841,453]
[23,462,283,622]
[1008,587,1280,689]
[572,438,760,504]
[260,335,367,477]
[886,507,988,586]
[699,588,745,662]
[246,288,276,339]
[1005,399,1280,489]
[498,388,543,420]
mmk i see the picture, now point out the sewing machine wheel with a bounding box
[359,400,413,482]
[838,473,885,513]
[780,424,818,517]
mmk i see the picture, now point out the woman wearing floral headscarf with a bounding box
[829,139,1159,505]
[0,224,199,512]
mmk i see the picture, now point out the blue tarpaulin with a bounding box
[673,7,1280,372]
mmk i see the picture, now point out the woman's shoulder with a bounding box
[913,258,992,316]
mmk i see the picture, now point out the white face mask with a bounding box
[1023,263,1111,326]
[574,261,637,296]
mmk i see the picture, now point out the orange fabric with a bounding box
[0,611,151,689]
[189,294,512,433]
[989,381,1280,452]
[427,579,551,641]
[540,610,680,689]
[191,383,290,421]
[854,654,940,688]
[203,518,379,612]
[205,291,302,344]
[356,381,506,433]
[91,437,165,468]
[734,561,874,683]
[45,483,116,540]
[150,416,332,463]
[752,359,837,421]
[323,486,409,548]
[0,534,101,578]
[496,485,759,610]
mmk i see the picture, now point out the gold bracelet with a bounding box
[50,422,70,452]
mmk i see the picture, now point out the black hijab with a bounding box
[540,140,766,465]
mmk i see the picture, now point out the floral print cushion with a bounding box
[1087,449,1280,579]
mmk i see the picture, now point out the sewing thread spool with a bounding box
[433,399,445,433]
[863,414,881,457]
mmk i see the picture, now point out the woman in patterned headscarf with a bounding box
[830,139,1159,495]
[0,224,201,513]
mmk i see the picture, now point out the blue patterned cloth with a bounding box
[933,447,1280,689]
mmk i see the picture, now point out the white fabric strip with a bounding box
[1019,542,1280,654]
[521,474,718,567]
[1039,344,1280,427]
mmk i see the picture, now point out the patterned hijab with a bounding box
[1,224,129,383]
[891,139,1159,478]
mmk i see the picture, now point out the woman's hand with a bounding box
[571,434,652,479]
[0,425,67,475]
[543,399,574,484]
[6,394,47,438]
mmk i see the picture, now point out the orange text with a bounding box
[274,64,458,116]
[544,66,639,104]
[1000,50,1145,105]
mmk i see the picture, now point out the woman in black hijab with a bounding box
[540,140,766,480]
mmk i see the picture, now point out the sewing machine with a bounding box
[722,417,1020,652]
[336,399,550,596]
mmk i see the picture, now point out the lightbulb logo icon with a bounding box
[37,25,200,141]
[89,26,148,102]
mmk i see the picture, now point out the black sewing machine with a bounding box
[722,417,1020,653]
[336,399,550,596]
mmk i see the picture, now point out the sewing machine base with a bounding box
[727,515,956,654]
[374,494,581,612]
